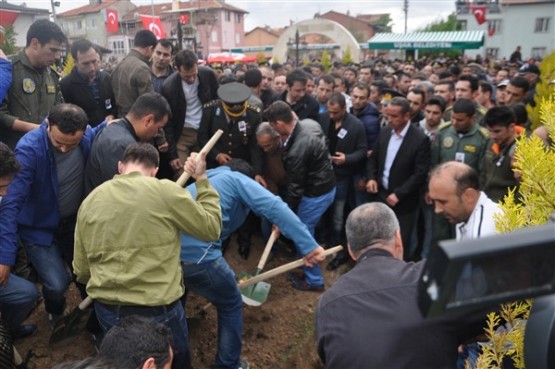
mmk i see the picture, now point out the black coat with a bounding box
[271,91,320,123]
[60,68,116,126]
[160,66,218,160]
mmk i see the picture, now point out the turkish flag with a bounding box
[0,9,19,25]
[140,15,166,39]
[106,8,119,33]
[488,23,495,37]
[180,14,189,25]
[471,6,487,25]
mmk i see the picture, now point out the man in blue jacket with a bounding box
[181,159,325,369]
[0,103,105,325]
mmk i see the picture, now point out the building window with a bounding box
[535,18,550,32]
[486,48,499,59]
[531,47,546,59]
[127,22,135,29]
[235,13,242,23]
[76,20,83,30]
[488,19,502,34]
[225,10,230,22]
[128,39,134,48]
[89,18,97,29]
[456,20,467,31]
[211,30,218,42]
[112,40,125,55]
[235,33,240,44]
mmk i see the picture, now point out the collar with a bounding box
[356,248,394,264]
[391,121,410,138]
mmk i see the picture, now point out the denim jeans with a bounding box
[182,257,243,369]
[296,187,336,286]
[95,300,191,369]
[0,273,39,332]
[24,241,71,315]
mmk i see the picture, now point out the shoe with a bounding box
[48,313,63,329]
[290,274,324,292]
[238,359,250,369]
[326,255,348,271]
[238,243,250,260]
[287,269,304,282]
[12,324,37,339]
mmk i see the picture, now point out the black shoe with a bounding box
[238,243,250,260]
[326,255,348,271]
[290,274,324,292]
[12,324,37,339]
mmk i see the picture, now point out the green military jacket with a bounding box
[481,140,520,203]
[0,50,63,148]
[432,121,491,175]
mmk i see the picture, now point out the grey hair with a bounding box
[345,203,399,255]
[256,121,279,138]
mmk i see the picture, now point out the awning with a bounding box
[0,9,20,26]
[368,31,485,50]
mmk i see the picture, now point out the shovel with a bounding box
[49,130,224,347]
[237,245,343,290]
[237,229,279,306]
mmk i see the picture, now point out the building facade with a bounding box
[0,1,50,48]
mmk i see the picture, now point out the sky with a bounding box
[17,0,455,33]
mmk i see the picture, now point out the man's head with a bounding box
[256,122,281,154]
[260,66,274,91]
[331,73,347,93]
[117,143,160,178]
[345,202,402,260]
[434,79,455,106]
[224,158,255,178]
[370,80,388,105]
[518,63,540,85]
[133,30,157,58]
[174,49,198,85]
[505,76,529,105]
[406,88,425,119]
[127,92,171,141]
[475,81,493,107]
[396,72,411,95]
[272,74,287,94]
[424,95,446,128]
[358,64,373,84]
[484,106,517,147]
[152,39,173,71]
[316,75,335,105]
[496,80,509,106]
[265,101,295,139]
[46,104,89,153]
[386,97,410,131]
[343,66,358,86]
[310,63,324,78]
[450,98,476,133]
[0,143,19,197]
[244,68,263,91]
[495,68,509,84]
[71,39,100,81]
[99,315,173,369]
[455,74,479,100]
[428,162,481,224]
[350,83,370,111]
[327,93,347,123]
[25,19,66,68]
[285,70,308,103]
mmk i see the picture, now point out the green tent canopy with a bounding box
[368,31,485,50]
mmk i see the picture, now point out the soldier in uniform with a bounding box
[430,98,490,247]
[0,20,66,149]
[198,82,264,259]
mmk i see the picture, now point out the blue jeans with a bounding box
[24,241,71,315]
[182,257,243,369]
[296,188,336,286]
[95,300,190,369]
[0,274,39,332]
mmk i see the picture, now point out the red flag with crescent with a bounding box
[180,14,189,25]
[140,14,166,39]
[106,8,119,33]
[471,6,487,25]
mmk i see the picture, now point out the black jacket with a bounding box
[351,102,380,151]
[160,66,218,160]
[319,112,367,179]
[271,91,320,123]
[60,68,116,126]
[282,119,336,211]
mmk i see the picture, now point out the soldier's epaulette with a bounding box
[478,126,490,137]
[246,103,261,113]
[203,100,219,109]
[439,121,452,130]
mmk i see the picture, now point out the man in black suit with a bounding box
[366,97,431,259]
[270,69,320,123]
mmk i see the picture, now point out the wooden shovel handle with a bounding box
[176,129,223,187]
[257,229,279,271]
[238,245,343,289]
[79,296,93,310]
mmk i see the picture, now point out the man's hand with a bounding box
[158,142,169,153]
[184,152,208,181]
[303,246,326,268]
[386,193,399,207]
[216,153,232,165]
[0,264,11,286]
[331,152,346,166]
[255,175,267,188]
[170,159,182,171]
[366,179,378,194]
[356,178,366,191]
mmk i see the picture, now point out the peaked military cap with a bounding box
[218,82,252,105]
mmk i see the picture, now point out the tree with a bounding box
[0,24,18,56]
[526,50,555,130]
[321,50,331,72]
[373,14,393,33]
[417,13,463,59]
[62,53,74,78]
[256,52,267,65]
[341,47,353,65]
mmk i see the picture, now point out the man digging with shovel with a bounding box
[180,158,326,369]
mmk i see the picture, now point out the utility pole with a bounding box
[50,0,58,23]
[403,0,408,33]
[295,29,300,67]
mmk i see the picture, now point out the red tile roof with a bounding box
[121,0,248,21]
[58,0,119,17]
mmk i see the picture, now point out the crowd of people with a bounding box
[0,17,546,369]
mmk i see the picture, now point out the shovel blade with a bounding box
[240,281,271,307]
[49,306,91,347]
